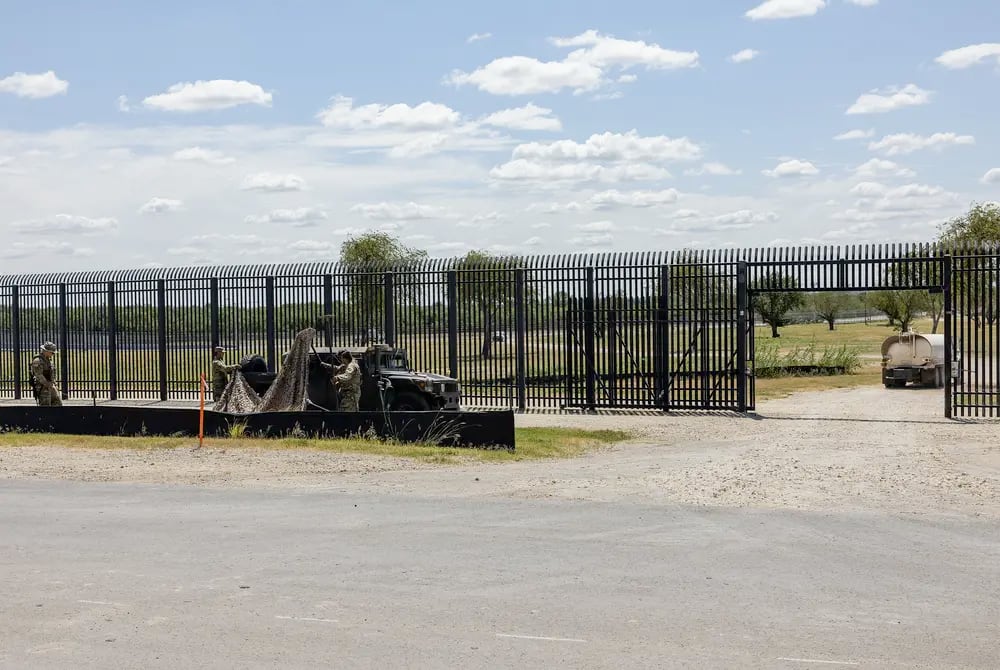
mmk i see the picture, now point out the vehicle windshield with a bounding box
[380,352,409,370]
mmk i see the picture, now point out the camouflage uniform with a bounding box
[30,345,62,407]
[212,355,240,401]
[329,356,362,412]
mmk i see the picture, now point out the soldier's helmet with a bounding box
[40,341,58,353]
[213,346,226,353]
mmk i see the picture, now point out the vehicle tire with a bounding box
[390,392,431,412]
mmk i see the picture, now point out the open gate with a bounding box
[565,261,752,412]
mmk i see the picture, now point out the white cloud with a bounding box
[479,103,562,131]
[117,95,130,112]
[490,159,671,183]
[846,84,931,115]
[239,172,306,192]
[512,130,701,163]
[569,232,614,247]
[853,158,915,178]
[849,181,888,197]
[189,233,273,246]
[840,182,960,221]
[684,162,741,176]
[350,202,449,220]
[868,132,974,156]
[8,214,118,234]
[729,49,759,64]
[618,74,638,84]
[846,0,878,6]
[523,236,544,246]
[139,197,183,214]
[0,70,68,98]
[589,188,680,208]
[665,208,701,220]
[525,202,584,214]
[446,56,603,96]
[712,209,778,227]
[1,240,94,259]
[577,220,616,232]
[288,239,336,254]
[386,133,451,158]
[982,168,1000,184]
[317,95,460,130]
[467,32,492,43]
[172,146,236,165]
[549,29,700,70]
[762,159,819,178]
[746,0,826,21]
[244,206,328,226]
[445,29,698,96]
[935,43,1000,70]
[834,129,874,141]
[142,79,273,112]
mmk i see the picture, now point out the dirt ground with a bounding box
[2,386,998,520]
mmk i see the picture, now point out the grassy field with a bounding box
[755,317,936,352]
[0,426,631,464]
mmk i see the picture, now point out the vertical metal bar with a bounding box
[607,309,617,406]
[108,281,118,401]
[265,276,277,372]
[656,265,670,410]
[210,277,221,349]
[58,283,69,400]
[943,255,953,419]
[11,286,21,400]
[736,262,748,413]
[446,270,459,380]
[514,268,527,411]
[383,272,396,347]
[323,274,334,347]
[584,267,597,410]
[565,298,575,407]
[156,279,168,401]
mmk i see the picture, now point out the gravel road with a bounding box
[2,386,997,520]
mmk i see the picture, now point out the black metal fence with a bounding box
[0,243,996,418]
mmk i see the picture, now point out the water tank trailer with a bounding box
[881,331,946,388]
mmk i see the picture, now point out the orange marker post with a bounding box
[198,373,206,449]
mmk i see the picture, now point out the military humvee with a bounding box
[241,344,461,412]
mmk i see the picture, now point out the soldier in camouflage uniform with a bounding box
[211,346,240,401]
[30,341,62,407]
[323,349,362,412]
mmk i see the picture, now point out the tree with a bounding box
[868,290,929,332]
[751,273,805,338]
[938,201,1000,246]
[937,202,1000,327]
[810,292,850,331]
[336,232,427,344]
[454,250,523,360]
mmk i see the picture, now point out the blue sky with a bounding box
[1,0,998,272]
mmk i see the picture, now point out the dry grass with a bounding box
[754,365,884,401]
[0,426,630,465]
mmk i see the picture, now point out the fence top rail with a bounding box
[1,241,996,288]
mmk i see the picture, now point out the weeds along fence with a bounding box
[0,243,994,411]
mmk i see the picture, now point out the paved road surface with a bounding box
[1,480,997,669]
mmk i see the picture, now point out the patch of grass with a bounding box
[754,339,863,378]
[0,426,631,465]
[755,364,883,400]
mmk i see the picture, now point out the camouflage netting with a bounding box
[211,327,317,414]
[211,371,261,414]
